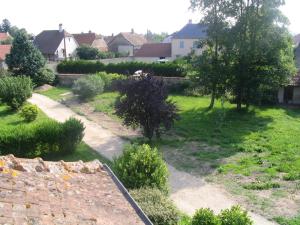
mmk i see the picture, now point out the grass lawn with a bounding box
[36,86,71,101]
[38,87,300,222]
[0,104,110,165]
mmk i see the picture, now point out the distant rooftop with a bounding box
[134,43,171,58]
[0,45,11,61]
[0,155,146,225]
[172,23,207,39]
[0,32,10,42]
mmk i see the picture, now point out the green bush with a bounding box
[0,118,84,157]
[130,188,180,225]
[72,74,104,100]
[95,72,126,91]
[20,104,38,122]
[113,144,169,192]
[192,208,220,225]
[57,60,184,77]
[0,76,32,110]
[76,45,99,60]
[218,206,253,225]
[34,68,56,86]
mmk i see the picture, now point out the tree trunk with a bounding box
[208,91,215,110]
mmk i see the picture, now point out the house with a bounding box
[278,71,300,104]
[73,32,108,52]
[0,155,151,225]
[294,34,300,47]
[171,21,207,59]
[108,30,147,56]
[34,24,78,61]
[0,45,11,68]
[134,43,172,63]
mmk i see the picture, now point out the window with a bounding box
[193,41,199,49]
[179,40,184,49]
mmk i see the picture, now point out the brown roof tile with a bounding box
[0,33,10,41]
[0,45,11,61]
[134,43,171,57]
[0,155,145,225]
[73,33,96,46]
[120,32,147,46]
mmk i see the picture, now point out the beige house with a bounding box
[278,72,300,104]
[73,32,108,52]
[171,22,207,59]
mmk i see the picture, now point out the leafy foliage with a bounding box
[218,206,253,225]
[113,144,169,192]
[192,208,220,225]
[20,104,38,122]
[0,76,32,110]
[115,76,178,140]
[76,45,99,60]
[57,60,185,77]
[0,118,84,157]
[5,31,45,78]
[72,74,104,100]
[130,188,180,225]
[95,72,126,91]
[34,68,56,86]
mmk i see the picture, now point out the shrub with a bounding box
[0,118,84,157]
[20,104,38,122]
[95,72,126,91]
[76,45,99,60]
[60,118,85,155]
[57,60,185,77]
[0,76,32,110]
[113,144,169,192]
[72,74,104,100]
[243,181,280,190]
[115,76,179,140]
[33,68,55,86]
[192,208,220,225]
[130,188,180,225]
[218,206,253,225]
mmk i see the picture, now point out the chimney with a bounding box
[59,23,63,32]
[89,30,92,33]
[188,19,192,24]
[131,28,134,34]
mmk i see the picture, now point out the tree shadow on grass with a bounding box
[162,107,274,176]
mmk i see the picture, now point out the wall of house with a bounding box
[171,39,203,59]
[56,37,78,60]
[293,87,300,104]
[278,88,284,103]
[108,35,131,52]
[0,60,7,69]
[118,45,134,56]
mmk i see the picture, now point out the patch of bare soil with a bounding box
[34,84,54,91]
[62,97,140,139]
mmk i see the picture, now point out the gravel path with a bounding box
[29,93,276,225]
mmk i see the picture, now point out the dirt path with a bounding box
[29,93,276,225]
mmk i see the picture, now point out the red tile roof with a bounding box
[0,45,11,61]
[0,155,145,225]
[134,43,171,57]
[0,33,10,41]
[73,33,96,46]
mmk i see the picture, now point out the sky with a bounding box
[1,0,299,36]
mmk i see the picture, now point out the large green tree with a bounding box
[5,31,45,78]
[0,19,11,33]
[190,0,231,109]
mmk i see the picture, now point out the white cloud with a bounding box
[0,0,299,35]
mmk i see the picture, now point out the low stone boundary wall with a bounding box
[57,73,188,87]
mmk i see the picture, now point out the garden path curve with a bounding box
[29,93,276,225]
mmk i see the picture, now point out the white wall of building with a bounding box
[56,36,78,60]
[171,39,203,59]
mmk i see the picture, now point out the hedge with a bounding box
[57,60,185,77]
[0,118,84,157]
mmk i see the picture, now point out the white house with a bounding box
[34,24,78,61]
[171,21,207,59]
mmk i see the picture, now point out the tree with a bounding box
[146,30,168,43]
[227,0,296,109]
[115,76,179,140]
[5,31,45,79]
[0,19,11,33]
[76,45,100,60]
[190,0,230,109]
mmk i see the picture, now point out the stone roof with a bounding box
[73,33,97,46]
[134,43,171,57]
[34,30,74,54]
[0,45,11,61]
[172,23,207,39]
[0,155,146,225]
[119,32,147,46]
